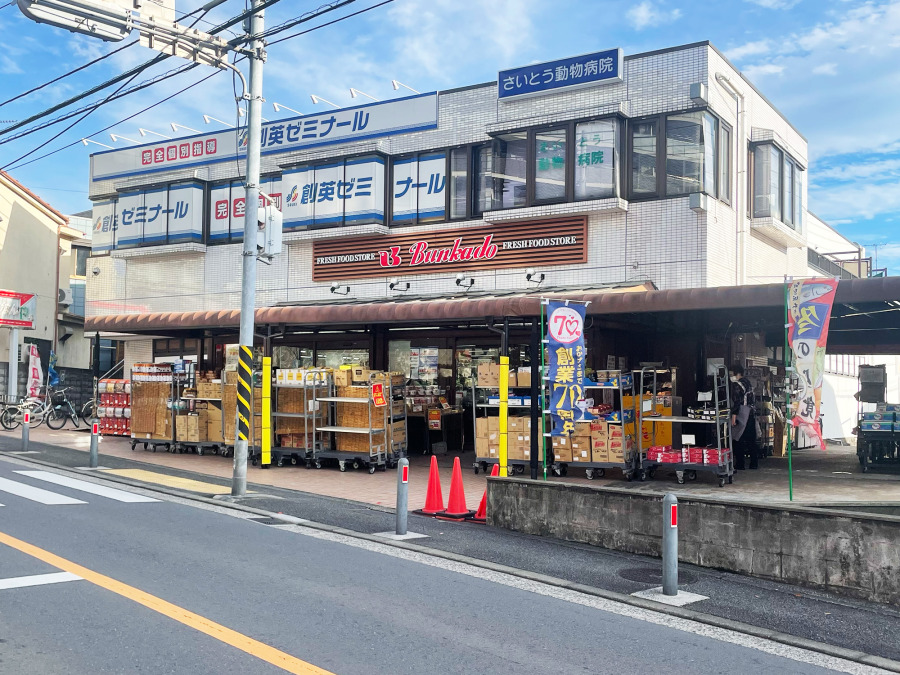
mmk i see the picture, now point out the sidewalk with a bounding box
[1,429,900,669]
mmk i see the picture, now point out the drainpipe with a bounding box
[715,73,746,286]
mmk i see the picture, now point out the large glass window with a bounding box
[631,120,657,195]
[534,128,567,201]
[665,112,703,195]
[793,164,803,230]
[575,119,617,199]
[719,123,732,204]
[450,148,468,218]
[783,159,794,227]
[702,112,717,197]
[474,145,494,214]
[753,144,782,220]
[492,132,527,209]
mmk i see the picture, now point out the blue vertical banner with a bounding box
[547,300,586,435]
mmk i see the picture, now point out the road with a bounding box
[0,455,885,675]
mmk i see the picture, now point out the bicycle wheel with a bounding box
[0,407,20,431]
[31,405,48,427]
[80,401,94,425]
[45,406,68,430]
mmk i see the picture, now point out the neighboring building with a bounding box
[57,212,92,370]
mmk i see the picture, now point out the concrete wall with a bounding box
[488,478,900,606]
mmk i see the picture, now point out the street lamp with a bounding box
[109,133,138,144]
[272,102,303,116]
[81,138,113,149]
[391,80,420,94]
[138,128,171,139]
[17,0,131,42]
[349,88,378,102]
[310,94,339,108]
[170,122,201,133]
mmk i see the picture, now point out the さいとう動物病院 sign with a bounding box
[498,48,623,100]
[311,217,587,281]
[88,93,438,183]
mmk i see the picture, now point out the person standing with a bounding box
[729,364,758,470]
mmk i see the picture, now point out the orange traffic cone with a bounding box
[443,456,474,519]
[470,463,499,522]
[418,455,445,515]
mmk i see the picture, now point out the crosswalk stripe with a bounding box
[14,471,160,503]
[0,477,86,505]
[0,572,81,590]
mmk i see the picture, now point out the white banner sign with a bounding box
[391,152,446,222]
[0,290,36,329]
[90,94,438,183]
[27,344,42,397]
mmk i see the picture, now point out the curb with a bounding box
[3,451,899,673]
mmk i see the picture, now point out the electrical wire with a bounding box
[252,0,355,42]
[266,0,394,46]
[4,69,223,172]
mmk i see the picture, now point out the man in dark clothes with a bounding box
[729,364,758,470]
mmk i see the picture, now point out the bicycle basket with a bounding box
[51,392,67,405]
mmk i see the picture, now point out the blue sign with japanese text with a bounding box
[498,48,623,100]
[547,300,587,436]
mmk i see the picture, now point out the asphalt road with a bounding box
[0,456,884,675]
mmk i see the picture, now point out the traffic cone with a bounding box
[443,456,474,519]
[418,455,445,515]
[469,463,498,522]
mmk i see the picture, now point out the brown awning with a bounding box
[84,277,900,334]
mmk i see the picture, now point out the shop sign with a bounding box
[787,280,838,450]
[498,48,623,101]
[547,300,586,436]
[0,290,36,329]
[99,181,204,251]
[372,382,387,407]
[428,408,442,430]
[392,153,446,222]
[209,176,282,241]
[312,216,587,281]
[90,93,438,182]
[282,157,384,230]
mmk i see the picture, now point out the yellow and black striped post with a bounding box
[237,346,253,444]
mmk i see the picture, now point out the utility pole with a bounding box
[232,0,265,497]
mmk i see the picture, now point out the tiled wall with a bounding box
[87,42,819,318]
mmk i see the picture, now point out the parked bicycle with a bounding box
[0,394,51,430]
[44,388,87,430]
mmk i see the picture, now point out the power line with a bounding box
[4,69,223,172]
[267,0,395,46]
[253,0,356,42]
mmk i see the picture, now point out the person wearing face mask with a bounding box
[729,364,758,470]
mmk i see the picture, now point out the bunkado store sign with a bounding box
[311,217,587,281]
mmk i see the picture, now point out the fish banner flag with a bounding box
[547,300,586,436]
[787,279,838,450]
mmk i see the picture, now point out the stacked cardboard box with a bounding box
[222,384,262,443]
[477,363,500,387]
[590,421,634,464]
[570,423,592,463]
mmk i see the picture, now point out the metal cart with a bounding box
[550,370,639,481]
[638,365,735,488]
[471,381,534,475]
[387,384,408,469]
[265,369,329,468]
[130,362,187,454]
[314,372,389,473]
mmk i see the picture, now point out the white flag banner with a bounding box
[27,344,43,398]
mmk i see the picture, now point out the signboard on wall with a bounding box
[312,216,587,281]
[392,153,446,222]
[90,93,438,182]
[498,48,623,100]
[282,157,384,230]
[0,290,36,329]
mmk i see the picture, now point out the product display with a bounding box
[96,379,131,436]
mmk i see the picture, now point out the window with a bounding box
[474,144,494,214]
[702,112,717,197]
[391,152,446,224]
[534,128,567,201]
[784,159,794,227]
[449,148,468,219]
[72,246,89,278]
[575,119,617,200]
[631,120,658,195]
[492,132,528,209]
[665,112,704,196]
[752,144,782,220]
[719,123,732,204]
[793,164,803,230]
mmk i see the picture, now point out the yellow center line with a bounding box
[0,530,333,675]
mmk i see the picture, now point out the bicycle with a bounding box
[44,388,85,430]
[0,395,50,430]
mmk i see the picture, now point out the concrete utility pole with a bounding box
[232,0,265,497]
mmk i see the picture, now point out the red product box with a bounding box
[660,452,682,463]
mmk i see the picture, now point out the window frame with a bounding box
[749,140,805,227]
[388,150,452,226]
[718,120,733,206]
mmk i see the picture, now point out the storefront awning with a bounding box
[84,277,900,335]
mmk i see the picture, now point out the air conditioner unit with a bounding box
[58,288,74,307]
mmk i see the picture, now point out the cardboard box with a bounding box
[553,445,573,463]
[591,446,609,463]
[476,417,489,438]
[488,417,500,433]
[475,436,489,457]
[508,444,525,461]
[551,435,569,449]
[488,443,500,458]
[477,362,500,387]
[608,424,624,439]
[573,423,592,439]
[508,370,518,387]
[197,382,221,400]
[516,368,532,388]
[509,417,523,432]
[350,366,372,384]
[522,443,544,461]
[570,444,591,462]
[333,369,352,387]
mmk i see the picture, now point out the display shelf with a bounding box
[316,396,374,403]
[272,412,307,419]
[643,415,727,424]
[316,425,386,434]
[476,403,533,409]
[474,385,534,389]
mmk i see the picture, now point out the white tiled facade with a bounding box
[86,41,826,318]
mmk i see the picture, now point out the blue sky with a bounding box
[1,0,899,274]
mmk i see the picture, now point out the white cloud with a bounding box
[0,54,23,75]
[626,1,682,31]
[742,62,785,79]
[811,62,838,75]
[745,0,801,8]
[725,40,771,61]
[812,158,900,182]
[811,179,900,221]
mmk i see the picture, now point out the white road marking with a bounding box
[0,477,86,505]
[14,471,160,503]
[0,572,81,590]
[631,587,709,606]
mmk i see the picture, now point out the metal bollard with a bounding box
[396,458,409,536]
[21,411,30,452]
[89,419,100,469]
[662,493,678,596]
